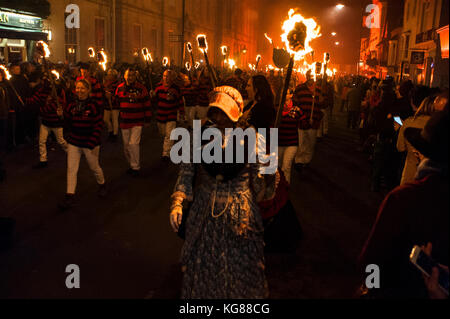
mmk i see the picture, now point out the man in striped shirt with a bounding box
[293,72,325,171]
[28,77,68,169]
[155,70,182,161]
[77,63,104,112]
[116,68,151,176]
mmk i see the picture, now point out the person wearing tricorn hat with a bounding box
[358,104,449,298]
[170,85,277,299]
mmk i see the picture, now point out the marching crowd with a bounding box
[0,57,448,299]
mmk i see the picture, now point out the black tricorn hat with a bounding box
[405,106,449,163]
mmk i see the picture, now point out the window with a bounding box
[65,12,78,64]
[404,35,410,59]
[132,24,142,52]
[95,17,105,50]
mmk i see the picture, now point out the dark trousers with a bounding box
[347,111,359,129]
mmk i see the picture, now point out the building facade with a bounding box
[8,0,260,68]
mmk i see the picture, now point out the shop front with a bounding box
[0,8,47,63]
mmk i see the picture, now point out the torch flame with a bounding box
[0,65,11,80]
[37,40,51,58]
[51,70,60,80]
[221,46,228,56]
[227,59,236,70]
[142,48,153,62]
[186,42,193,53]
[185,62,191,71]
[196,34,208,53]
[194,62,200,69]
[163,57,169,67]
[88,47,95,58]
[256,55,262,62]
[281,9,321,61]
[264,33,273,44]
[98,50,108,71]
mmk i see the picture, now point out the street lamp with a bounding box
[331,32,337,36]
[335,42,340,46]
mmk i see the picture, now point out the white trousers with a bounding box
[39,124,67,162]
[278,146,298,184]
[104,109,120,135]
[121,126,143,170]
[67,144,105,194]
[157,121,177,157]
[295,129,318,165]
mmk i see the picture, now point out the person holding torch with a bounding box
[115,68,152,177]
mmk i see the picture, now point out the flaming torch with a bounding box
[185,62,192,72]
[255,54,262,70]
[51,70,60,80]
[142,47,153,91]
[186,42,195,70]
[36,41,63,118]
[97,50,108,71]
[88,47,96,58]
[163,57,169,68]
[274,9,321,129]
[221,45,228,69]
[194,62,200,70]
[0,64,24,107]
[196,34,217,87]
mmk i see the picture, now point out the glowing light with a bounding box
[37,41,51,58]
[88,47,95,58]
[163,57,169,67]
[331,32,337,36]
[185,62,191,71]
[336,4,345,10]
[335,42,340,45]
[281,9,321,61]
[264,33,273,44]
[256,55,262,62]
[196,34,208,53]
[221,46,228,56]
[142,48,153,62]
[98,50,108,71]
[194,62,200,69]
[0,65,11,80]
[186,42,193,53]
[226,59,236,70]
[51,70,60,80]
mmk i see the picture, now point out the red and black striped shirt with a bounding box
[115,82,151,129]
[64,98,103,149]
[76,76,104,110]
[293,83,324,130]
[155,84,182,123]
[27,81,66,128]
[180,85,198,107]
[104,80,121,110]
[196,82,212,107]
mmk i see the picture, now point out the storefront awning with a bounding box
[0,25,47,41]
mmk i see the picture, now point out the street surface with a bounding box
[0,111,384,298]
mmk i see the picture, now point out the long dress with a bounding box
[172,130,274,299]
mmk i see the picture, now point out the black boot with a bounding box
[98,183,108,198]
[58,194,75,211]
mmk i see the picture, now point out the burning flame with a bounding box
[196,34,208,53]
[98,50,108,71]
[256,55,262,62]
[226,59,236,70]
[163,57,169,67]
[221,46,228,56]
[37,40,51,58]
[88,47,95,58]
[264,33,273,44]
[0,65,11,80]
[281,9,321,61]
[51,70,60,80]
[142,48,153,62]
[194,62,200,69]
[248,64,256,71]
[186,42,193,53]
[185,62,191,71]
